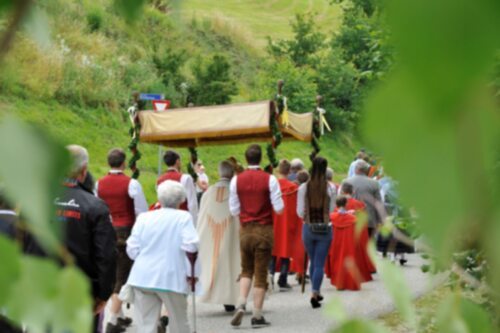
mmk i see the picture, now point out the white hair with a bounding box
[66,145,89,178]
[218,160,234,179]
[290,158,304,171]
[326,167,334,181]
[157,180,187,208]
[355,160,370,174]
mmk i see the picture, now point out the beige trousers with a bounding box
[133,288,190,333]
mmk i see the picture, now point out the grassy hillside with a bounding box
[180,0,342,49]
[0,0,360,203]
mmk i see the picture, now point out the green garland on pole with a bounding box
[127,93,143,179]
[187,146,198,182]
[265,91,285,173]
[309,96,323,161]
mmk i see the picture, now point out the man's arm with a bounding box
[269,175,284,214]
[129,179,149,216]
[182,175,199,223]
[90,201,117,301]
[228,176,240,216]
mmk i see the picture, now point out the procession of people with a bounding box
[0,143,402,333]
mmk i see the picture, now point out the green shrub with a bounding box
[253,59,318,113]
[86,6,105,32]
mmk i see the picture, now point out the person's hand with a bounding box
[93,298,106,314]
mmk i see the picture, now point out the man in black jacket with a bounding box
[57,145,117,332]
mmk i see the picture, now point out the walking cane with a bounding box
[301,252,308,294]
[186,251,199,333]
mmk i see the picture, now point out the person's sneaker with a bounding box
[117,317,133,327]
[251,316,271,328]
[278,283,292,292]
[230,307,245,327]
[157,316,169,333]
[105,323,126,333]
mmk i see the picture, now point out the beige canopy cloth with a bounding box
[138,100,313,147]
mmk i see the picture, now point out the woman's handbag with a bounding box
[309,223,331,235]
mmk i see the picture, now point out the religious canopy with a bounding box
[137,100,313,147]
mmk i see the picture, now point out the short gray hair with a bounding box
[66,145,89,178]
[355,160,370,175]
[218,160,234,179]
[326,167,334,181]
[290,158,304,171]
[157,180,186,208]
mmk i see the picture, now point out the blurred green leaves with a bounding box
[386,0,500,119]
[377,258,416,328]
[0,117,69,254]
[331,319,388,333]
[0,0,14,12]
[0,236,21,304]
[0,236,92,333]
[0,117,92,332]
[23,5,51,49]
[362,0,500,260]
[436,294,494,333]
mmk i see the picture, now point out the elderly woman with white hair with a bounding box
[126,180,200,333]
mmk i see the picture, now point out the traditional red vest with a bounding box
[157,170,188,211]
[236,169,272,225]
[97,173,135,227]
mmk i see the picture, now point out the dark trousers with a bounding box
[269,257,291,286]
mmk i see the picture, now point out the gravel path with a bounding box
[105,253,443,333]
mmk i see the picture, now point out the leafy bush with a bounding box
[86,6,105,32]
[267,13,326,68]
[188,54,238,106]
[253,59,317,113]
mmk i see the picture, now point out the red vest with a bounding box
[157,170,188,211]
[237,169,272,225]
[97,173,135,227]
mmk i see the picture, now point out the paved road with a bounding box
[104,254,442,333]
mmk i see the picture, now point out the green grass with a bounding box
[179,0,342,49]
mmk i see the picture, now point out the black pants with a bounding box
[269,257,291,286]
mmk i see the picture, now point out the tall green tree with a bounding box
[267,13,325,68]
[188,54,237,106]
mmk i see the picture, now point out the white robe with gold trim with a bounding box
[197,179,240,305]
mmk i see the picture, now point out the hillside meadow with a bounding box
[0,0,359,202]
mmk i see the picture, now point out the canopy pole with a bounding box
[158,146,163,177]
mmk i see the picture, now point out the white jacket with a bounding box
[126,208,201,295]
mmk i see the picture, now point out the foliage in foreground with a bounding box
[0,0,499,332]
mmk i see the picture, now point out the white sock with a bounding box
[253,308,262,319]
[237,297,247,310]
[110,313,118,325]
